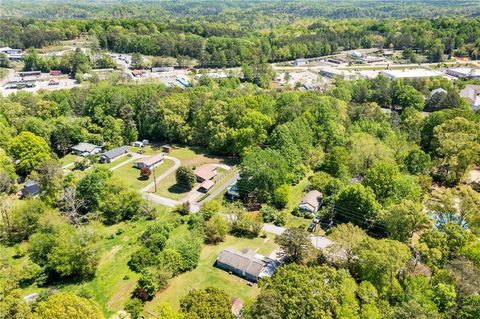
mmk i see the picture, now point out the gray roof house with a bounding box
[460,85,480,111]
[21,180,40,198]
[216,248,278,282]
[299,190,323,215]
[100,146,129,163]
[71,143,102,157]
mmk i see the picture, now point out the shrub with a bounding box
[176,166,196,190]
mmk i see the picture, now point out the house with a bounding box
[0,47,22,55]
[460,85,480,111]
[49,70,61,76]
[299,190,323,215]
[430,88,447,97]
[176,77,190,87]
[162,144,172,153]
[132,141,144,147]
[215,248,279,282]
[133,154,164,169]
[21,180,40,198]
[131,69,145,77]
[293,58,308,66]
[199,179,215,193]
[18,71,41,77]
[351,51,362,59]
[152,66,174,72]
[71,143,102,156]
[194,164,217,182]
[99,146,130,163]
[225,182,240,200]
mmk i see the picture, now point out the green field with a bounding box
[111,158,176,190]
[59,153,80,167]
[96,155,132,170]
[144,233,279,313]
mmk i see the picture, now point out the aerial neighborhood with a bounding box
[0,1,479,319]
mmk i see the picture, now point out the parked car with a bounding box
[313,216,321,224]
[307,223,316,232]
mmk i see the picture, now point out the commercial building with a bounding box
[380,69,441,80]
[446,67,480,79]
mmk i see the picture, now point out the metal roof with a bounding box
[101,146,129,160]
[217,249,266,277]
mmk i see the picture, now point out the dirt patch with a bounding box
[98,245,122,268]
[107,279,137,309]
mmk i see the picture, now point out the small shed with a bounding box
[131,69,145,77]
[162,144,172,153]
[299,190,323,215]
[132,141,144,147]
[49,70,61,76]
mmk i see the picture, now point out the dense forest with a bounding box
[1,1,480,318]
[1,72,479,317]
[3,0,480,19]
[2,16,480,67]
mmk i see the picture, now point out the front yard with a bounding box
[111,158,176,190]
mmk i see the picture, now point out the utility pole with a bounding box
[153,165,157,193]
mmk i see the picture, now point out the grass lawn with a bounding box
[59,153,80,167]
[111,158,176,190]
[154,146,237,200]
[144,233,279,313]
[96,155,132,170]
[282,175,313,229]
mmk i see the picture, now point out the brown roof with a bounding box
[135,154,164,167]
[300,190,322,209]
[217,249,266,277]
[200,179,215,191]
[132,69,144,76]
[195,164,217,180]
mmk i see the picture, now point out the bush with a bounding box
[128,247,157,273]
[125,298,143,319]
[272,184,290,209]
[204,215,230,245]
[176,166,196,190]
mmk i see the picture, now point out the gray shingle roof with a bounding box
[217,249,266,277]
[101,146,129,160]
[72,142,101,153]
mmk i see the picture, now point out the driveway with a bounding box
[140,155,181,193]
[261,223,333,250]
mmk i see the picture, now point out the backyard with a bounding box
[144,233,279,313]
